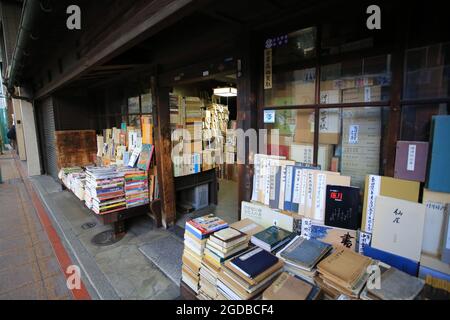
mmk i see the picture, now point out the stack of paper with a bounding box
[84,166,126,214]
[276,236,332,283]
[217,247,284,300]
[198,227,249,300]
[182,215,228,294]
[317,248,373,299]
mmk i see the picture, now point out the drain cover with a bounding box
[91,230,123,246]
[81,222,96,230]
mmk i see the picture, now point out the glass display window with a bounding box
[320,55,391,104]
[404,42,450,100]
[264,109,316,165]
[400,104,449,142]
[317,107,390,190]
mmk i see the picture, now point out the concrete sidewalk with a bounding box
[0,154,72,300]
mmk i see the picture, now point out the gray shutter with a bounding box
[39,97,59,179]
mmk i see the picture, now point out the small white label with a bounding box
[301,218,312,239]
[364,87,372,102]
[349,125,359,144]
[407,144,417,172]
[264,110,276,124]
[203,70,209,77]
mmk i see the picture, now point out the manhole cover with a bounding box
[91,230,123,246]
[81,222,96,230]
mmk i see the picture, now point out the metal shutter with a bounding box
[38,97,59,179]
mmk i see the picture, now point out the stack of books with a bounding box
[58,167,83,187]
[316,247,373,299]
[123,169,149,208]
[262,272,322,300]
[70,172,87,201]
[218,247,284,300]
[84,166,126,214]
[182,215,228,294]
[251,226,294,252]
[360,263,425,300]
[184,97,203,123]
[277,236,333,283]
[198,227,249,300]
[170,93,181,126]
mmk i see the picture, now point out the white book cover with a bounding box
[371,196,426,262]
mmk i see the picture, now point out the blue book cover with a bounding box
[427,115,450,193]
[281,237,332,268]
[363,245,419,277]
[418,265,450,282]
[284,166,295,212]
[230,248,279,278]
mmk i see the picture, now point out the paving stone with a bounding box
[0,262,42,294]
[43,274,72,300]
[0,233,34,253]
[0,281,47,300]
[37,256,63,279]
[0,249,36,271]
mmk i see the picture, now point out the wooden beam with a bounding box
[34,0,209,100]
[236,28,258,219]
[154,84,176,228]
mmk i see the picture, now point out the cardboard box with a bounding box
[294,109,341,145]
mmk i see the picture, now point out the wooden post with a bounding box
[154,85,176,228]
[236,29,258,219]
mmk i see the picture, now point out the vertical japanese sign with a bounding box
[264,48,273,89]
[365,175,381,233]
[407,144,416,172]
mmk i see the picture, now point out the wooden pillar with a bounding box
[154,85,176,228]
[237,29,259,219]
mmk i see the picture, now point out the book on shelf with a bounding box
[251,226,294,252]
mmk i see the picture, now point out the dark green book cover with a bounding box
[253,226,292,248]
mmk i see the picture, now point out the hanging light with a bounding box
[213,87,237,97]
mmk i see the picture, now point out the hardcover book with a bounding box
[279,236,332,271]
[251,226,293,252]
[363,245,419,277]
[368,267,424,300]
[371,196,426,262]
[325,185,361,230]
[262,272,315,300]
[229,247,279,279]
[394,141,429,182]
[229,218,264,237]
[427,115,450,193]
[186,214,228,239]
[362,175,420,233]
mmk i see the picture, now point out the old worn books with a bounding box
[317,248,372,298]
[367,267,425,300]
[262,272,321,300]
[371,196,426,262]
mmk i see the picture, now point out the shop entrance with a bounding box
[164,66,239,225]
